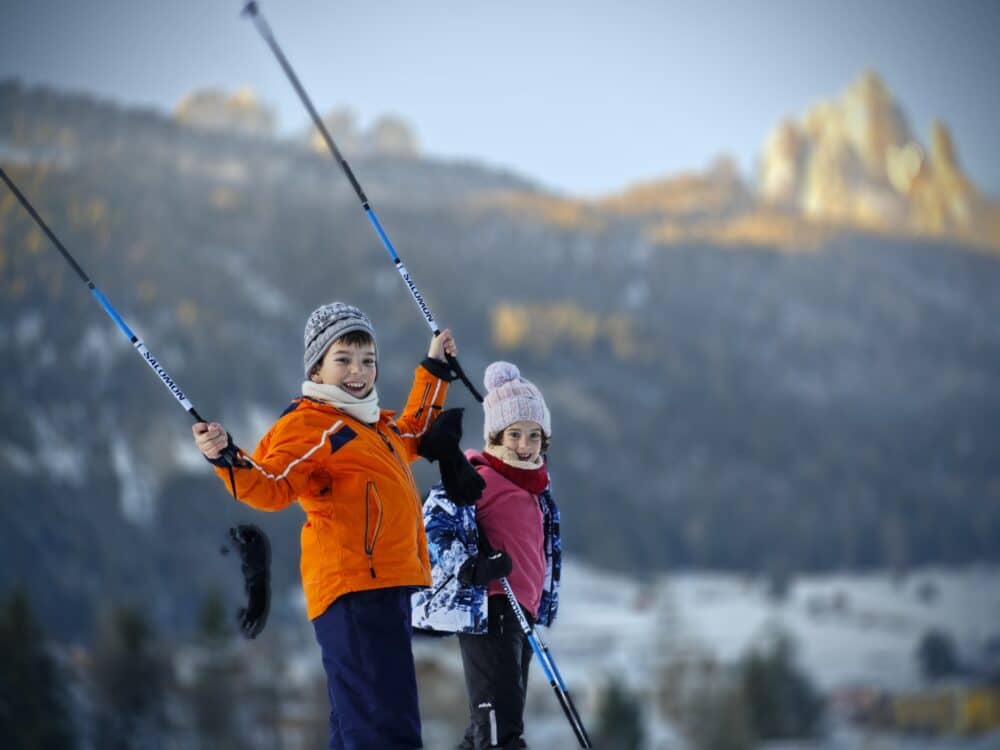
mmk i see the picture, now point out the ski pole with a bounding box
[509,579,574,695]
[498,577,593,748]
[240,1,483,402]
[0,167,242,468]
[479,528,592,747]
[2,167,273,639]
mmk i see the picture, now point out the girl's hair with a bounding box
[308,330,375,377]
[488,426,551,453]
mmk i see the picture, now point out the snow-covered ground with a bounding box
[289,561,1000,749]
[533,561,998,749]
[550,560,1000,694]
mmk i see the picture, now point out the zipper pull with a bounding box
[377,428,396,454]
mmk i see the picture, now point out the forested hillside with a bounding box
[2,80,998,639]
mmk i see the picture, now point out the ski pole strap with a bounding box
[446,352,483,403]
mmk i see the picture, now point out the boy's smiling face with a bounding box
[500,420,545,463]
[311,338,377,397]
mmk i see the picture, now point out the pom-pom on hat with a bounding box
[482,361,551,440]
[303,302,376,378]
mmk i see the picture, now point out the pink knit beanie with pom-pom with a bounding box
[482,361,551,441]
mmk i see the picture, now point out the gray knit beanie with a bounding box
[303,302,377,377]
[483,361,551,441]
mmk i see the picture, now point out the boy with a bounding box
[194,301,457,750]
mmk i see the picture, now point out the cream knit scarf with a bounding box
[484,443,543,470]
[301,381,381,424]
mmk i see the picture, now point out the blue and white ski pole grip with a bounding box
[0,167,241,468]
[241,0,482,402]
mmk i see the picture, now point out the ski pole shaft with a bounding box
[499,577,593,748]
[530,614,570,692]
[0,167,241,466]
[240,1,482,402]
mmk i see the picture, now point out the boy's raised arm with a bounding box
[394,329,458,459]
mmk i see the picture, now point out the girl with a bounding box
[413,361,561,750]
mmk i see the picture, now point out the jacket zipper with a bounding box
[377,427,427,574]
[376,427,419,498]
[358,422,429,579]
[412,382,431,420]
[364,481,384,578]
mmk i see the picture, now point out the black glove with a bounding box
[419,409,485,506]
[458,549,513,586]
[228,524,271,639]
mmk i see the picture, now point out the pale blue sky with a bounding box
[1,0,997,196]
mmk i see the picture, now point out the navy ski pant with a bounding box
[312,586,422,750]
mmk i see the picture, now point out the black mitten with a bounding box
[229,524,271,639]
[418,408,464,461]
[439,454,486,506]
[458,549,513,586]
[419,409,484,505]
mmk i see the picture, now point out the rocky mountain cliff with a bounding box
[475,71,1000,254]
[758,71,998,249]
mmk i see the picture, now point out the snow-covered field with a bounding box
[300,561,1000,749]
[476,561,998,749]
[550,560,1000,694]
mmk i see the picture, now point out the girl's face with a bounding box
[311,339,377,397]
[501,420,545,463]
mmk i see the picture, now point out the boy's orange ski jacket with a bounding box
[213,362,450,620]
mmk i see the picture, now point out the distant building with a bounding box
[832,683,1000,735]
[892,684,1000,735]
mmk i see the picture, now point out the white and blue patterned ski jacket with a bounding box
[411,479,561,634]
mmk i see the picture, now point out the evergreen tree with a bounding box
[0,587,75,749]
[190,590,242,749]
[90,604,170,749]
[916,629,961,681]
[741,633,823,741]
[684,680,753,750]
[197,588,230,641]
[592,679,644,750]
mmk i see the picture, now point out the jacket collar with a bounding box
[299,396,397,424]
